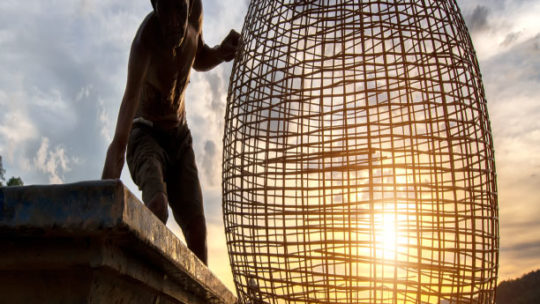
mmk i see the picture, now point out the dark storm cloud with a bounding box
[205,140,217,157]
[504,219,540,231]
[464,5,491,33]
[502,241,540,259]
[457,0,506,13]
[501,31,522,46]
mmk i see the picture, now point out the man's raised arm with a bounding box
[102,36,150,179]
[193,30,240,72]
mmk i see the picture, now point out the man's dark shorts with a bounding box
[126,122,205,230]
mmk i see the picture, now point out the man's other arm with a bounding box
[193,30,240,72]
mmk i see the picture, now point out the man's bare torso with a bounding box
[101,0,238,181]
[136,0,203,128]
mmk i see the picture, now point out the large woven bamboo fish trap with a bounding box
[222,1,499,303]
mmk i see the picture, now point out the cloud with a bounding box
[185,68,229,189]
[479,32,540,280]
[33,137,74,184]
[201,140,218,186]
[500,240,540,281]
[0,1,150,184]
[465,5,490,33]
[458,0,540,59]
[0,90,38,159]
[503,241,540,256]
[501,31,522,46]
[482,34,540,144]
[0,0,248,185]
[206,72,227,112]
[98,97,113,143]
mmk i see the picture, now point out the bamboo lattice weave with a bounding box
[223,1,498,303]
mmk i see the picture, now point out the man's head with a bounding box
[152,0,190,48]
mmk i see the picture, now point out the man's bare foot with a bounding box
[147,192,168,223]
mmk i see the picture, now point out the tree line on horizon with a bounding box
[496,269,540,304]
[0,155,23,187]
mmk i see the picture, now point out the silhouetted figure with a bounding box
[102,0,240,265]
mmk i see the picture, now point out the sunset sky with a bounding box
[0,0,539,292]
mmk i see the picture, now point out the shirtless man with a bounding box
[102,0,240,265]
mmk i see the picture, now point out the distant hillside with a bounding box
[497,269,540,304]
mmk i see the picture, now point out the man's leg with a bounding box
[167,131,208,265]
[146,192,168,223]
[126,126,169,223]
